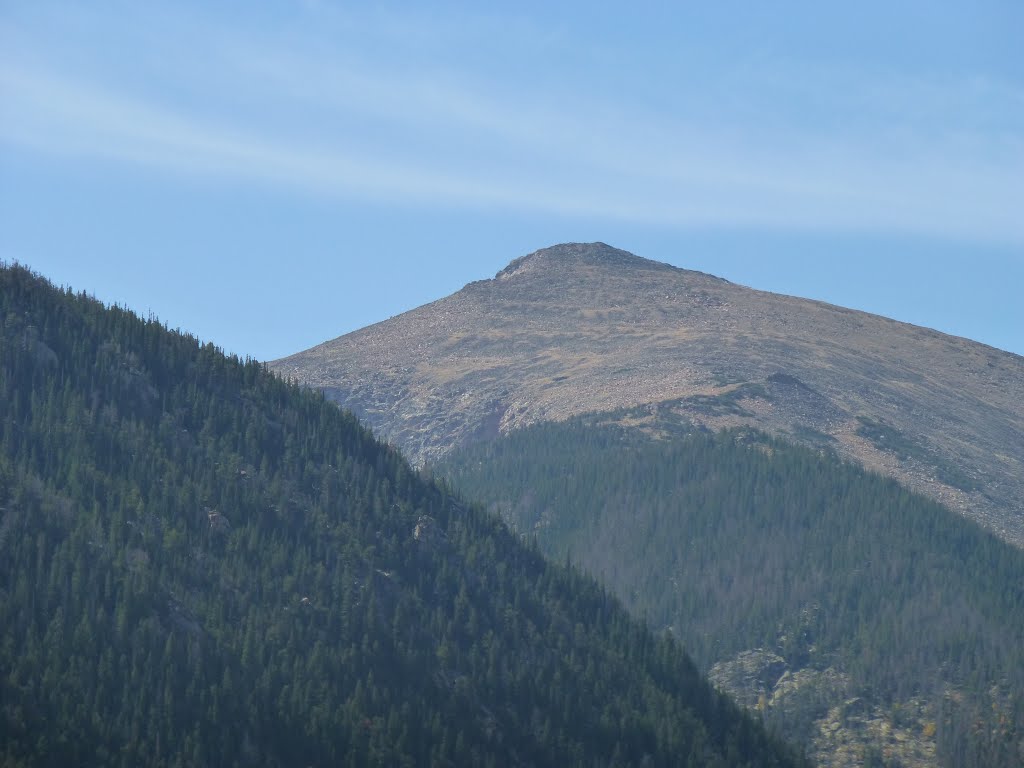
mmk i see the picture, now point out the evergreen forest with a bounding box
[0,264,807,767]
[438,415,1024,767]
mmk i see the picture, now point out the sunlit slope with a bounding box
[273,243,1024,548]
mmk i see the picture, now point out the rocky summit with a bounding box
[271,242,1024,547]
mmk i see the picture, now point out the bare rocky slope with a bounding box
[271,242,1024,547]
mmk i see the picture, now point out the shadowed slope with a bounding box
[0,263,805,768]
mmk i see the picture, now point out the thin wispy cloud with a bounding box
[2,4,1022,243]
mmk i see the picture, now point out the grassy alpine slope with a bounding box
[272,243,1024,549]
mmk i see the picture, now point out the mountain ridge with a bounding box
[272,243,1024,547]
[495,242,688,279]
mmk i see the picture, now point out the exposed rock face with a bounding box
[710,649,938,768]
[271,242,1024,547]
[207,509,231,535]
[413,515,448,551]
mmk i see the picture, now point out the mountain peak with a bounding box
[273,242,1024,547]
[495,242,675,280]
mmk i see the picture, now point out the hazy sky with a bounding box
[2,1,1022,359]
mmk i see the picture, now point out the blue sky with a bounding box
[2,1,1022,358]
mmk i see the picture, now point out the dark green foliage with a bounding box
[0,263,805,767]
[439,418,1024,767]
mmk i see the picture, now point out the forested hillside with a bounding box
[0,264,805,767]
[438,416,1024,767]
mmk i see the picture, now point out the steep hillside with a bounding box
[437,415,1024,767]
[272,243,1024,547]
[0,264,805,767]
